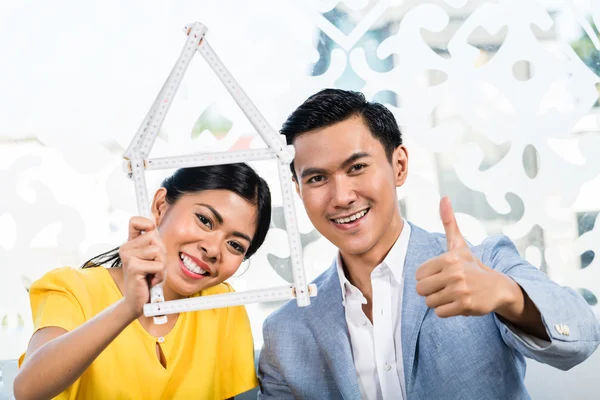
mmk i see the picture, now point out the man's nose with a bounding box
[330,175,357,208]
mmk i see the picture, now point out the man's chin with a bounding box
[337,241,373,257]
[322,230,374,257]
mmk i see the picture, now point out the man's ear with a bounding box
[293,175,301,198]
[151,187,169,226]
[393,145,409,187]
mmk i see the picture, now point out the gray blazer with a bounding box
[258,223,600,399]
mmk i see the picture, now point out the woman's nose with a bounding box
[198,234,220,263]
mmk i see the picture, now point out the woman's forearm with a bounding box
[14,299,137,400]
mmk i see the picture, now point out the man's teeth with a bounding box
[180,254,209,276]
[333,209,369,224]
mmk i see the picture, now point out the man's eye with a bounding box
[350,164,366,172]
[229,241,246,254]
[196,214,212,229]
[307,175,325,184]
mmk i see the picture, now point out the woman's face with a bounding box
[153,189,258,297]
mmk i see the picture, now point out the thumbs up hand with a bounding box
[415,197,513,318]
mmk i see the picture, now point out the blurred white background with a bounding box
[2,0,600,398]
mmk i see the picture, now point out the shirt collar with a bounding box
[335,220,411,305]
[385,220,411,284]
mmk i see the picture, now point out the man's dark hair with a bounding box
[280,89,403,176]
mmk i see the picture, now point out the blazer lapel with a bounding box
[401,223,444,391]
[308,263,361,400]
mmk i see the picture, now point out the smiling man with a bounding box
[257,89,600,399]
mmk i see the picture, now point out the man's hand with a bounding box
[415,197,518,318]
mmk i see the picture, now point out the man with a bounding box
[257,89,600,399]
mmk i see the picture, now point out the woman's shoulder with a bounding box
[38,265,108,281]
[194,282,250,322]
[200,282,236,296]
[29,267,120,317]
[31,266,112,293]
[203,283,251,323]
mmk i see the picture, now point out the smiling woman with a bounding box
[13,164,271,400]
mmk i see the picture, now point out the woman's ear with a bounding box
[151,187,169,227]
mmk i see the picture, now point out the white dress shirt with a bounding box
[336,221,411,400]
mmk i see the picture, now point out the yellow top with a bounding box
[19,267,258,399]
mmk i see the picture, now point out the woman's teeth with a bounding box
[333,209,369,224]
[180,253,209,276]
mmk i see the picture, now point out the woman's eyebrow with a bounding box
[232,231,252,243]
[197,203,252,243]
[196,203,223,224]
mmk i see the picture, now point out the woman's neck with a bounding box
[161,283,185,302]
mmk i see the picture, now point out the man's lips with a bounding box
[329,208,370,231]
[329,208,370,223]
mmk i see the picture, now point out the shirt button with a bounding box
[384,363,392,371]
[362,320,368,326]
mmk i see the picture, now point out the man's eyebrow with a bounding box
[300,167,328,180]
[300,152,371,180]
[340,152,370,169]
[196,203,252,243]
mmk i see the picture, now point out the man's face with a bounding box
[293,116,408,259]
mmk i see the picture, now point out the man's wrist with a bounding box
[492,272,525,322]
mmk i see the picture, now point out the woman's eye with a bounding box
[196,214,212,229]
[229,241,246,254]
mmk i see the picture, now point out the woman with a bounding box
[14,163,271,400]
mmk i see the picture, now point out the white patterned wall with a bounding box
[1,2,599,393]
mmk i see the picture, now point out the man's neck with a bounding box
[341,216,404,302]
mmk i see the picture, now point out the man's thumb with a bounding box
[440,196,467,251]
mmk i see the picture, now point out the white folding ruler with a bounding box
[123,22,316,323]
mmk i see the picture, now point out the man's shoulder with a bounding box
[264,262,338,327]
[469,234,519,263]
[408,221,517,258]
[407,221,446,246]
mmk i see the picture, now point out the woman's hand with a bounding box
[119,216,167,318]
[14,216,167,400]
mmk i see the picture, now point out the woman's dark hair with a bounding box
[82,163,271,269]
[280,88,402,177]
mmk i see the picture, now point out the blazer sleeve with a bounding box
[482,235,600,370]
[257,316,295,399]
